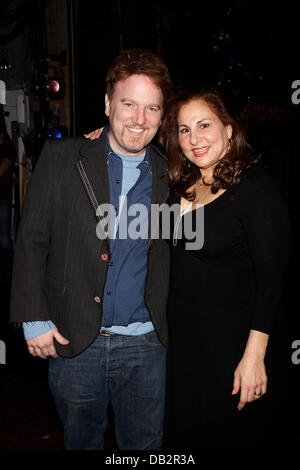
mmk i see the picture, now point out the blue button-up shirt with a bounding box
[101,133,153,327]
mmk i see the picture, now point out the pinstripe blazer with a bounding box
[10,133,170,357]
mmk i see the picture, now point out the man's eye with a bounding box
[124,103,132,107]
[148,107,158,112]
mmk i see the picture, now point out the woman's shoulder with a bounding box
[231,162,288,211]
[234,162,276,193]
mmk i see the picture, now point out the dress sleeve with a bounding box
[238,166,292,334]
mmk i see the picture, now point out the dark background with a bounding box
[73,0,295,131]
[0,0,299,452]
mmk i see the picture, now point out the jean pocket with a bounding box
[141,330,163,347]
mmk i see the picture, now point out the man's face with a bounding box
[105,74,163,156]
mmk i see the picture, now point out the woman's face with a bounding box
[177,99,232,171]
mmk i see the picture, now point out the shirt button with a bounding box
[106,291,112,296]
[116,179,120,184]
[94,296,101,303]
[101,253,109,261]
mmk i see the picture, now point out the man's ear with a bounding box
[105,94,110,117]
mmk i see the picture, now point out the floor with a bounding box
[1,284,299,452]
[0,285,116,451]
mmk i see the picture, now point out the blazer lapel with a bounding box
[75,134,111,249]
[75,138,169,249]
[77,138,168,207]
[76,132,110,207]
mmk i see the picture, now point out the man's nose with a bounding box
[132,107,146,126]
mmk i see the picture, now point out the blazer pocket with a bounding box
[44,275,68,297]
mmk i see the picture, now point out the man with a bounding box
[10,49,172,450]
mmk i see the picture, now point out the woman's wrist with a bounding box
[243,329,269,360]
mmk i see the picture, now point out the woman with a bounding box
[159,88,291,450]
[84,87,291,450]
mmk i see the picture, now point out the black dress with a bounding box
[163,164,292,451]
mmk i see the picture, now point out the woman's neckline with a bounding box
[179,189,228,215]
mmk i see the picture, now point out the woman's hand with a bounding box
[232,353,267,411]
[231,329,269,410]
[84,127,104,140]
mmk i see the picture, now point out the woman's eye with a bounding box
[200,123,209,129]
[179,128,189,134]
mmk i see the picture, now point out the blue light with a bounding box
[48,128,62,138]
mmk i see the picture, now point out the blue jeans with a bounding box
[48,330,167,450]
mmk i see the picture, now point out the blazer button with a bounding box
[101,253,108,261]
[94,296,101,303]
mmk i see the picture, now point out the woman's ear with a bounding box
[226,124,233,140]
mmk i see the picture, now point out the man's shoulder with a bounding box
[42,136,93,164]
[45,136,86,151]
[149,144,168,170]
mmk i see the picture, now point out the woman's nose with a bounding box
[189,129,201,146]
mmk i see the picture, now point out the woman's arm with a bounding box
[84,127,104,140]
[231,166,292,410]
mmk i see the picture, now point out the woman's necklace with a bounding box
[193,185,211,207]
[173,182,211,247]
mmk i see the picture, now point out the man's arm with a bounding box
[10,140,69,357]
[10,140,55,323]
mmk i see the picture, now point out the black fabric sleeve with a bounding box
[10,140,55,323]
[238,166,292,334]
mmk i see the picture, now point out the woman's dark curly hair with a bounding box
[159,87,261,200]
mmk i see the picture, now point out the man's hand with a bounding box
[84,127,104,140]
[26,328,70,359]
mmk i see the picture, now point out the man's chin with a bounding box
[123,141,148,155]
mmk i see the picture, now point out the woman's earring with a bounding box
[227,137,232,151]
